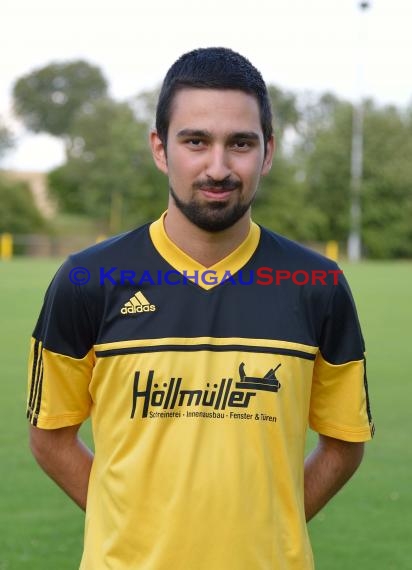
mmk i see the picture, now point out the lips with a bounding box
[199,187,234,200]
[195,179,241,201]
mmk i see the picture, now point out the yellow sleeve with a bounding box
[27,338,94,429]
[309,352,374,442]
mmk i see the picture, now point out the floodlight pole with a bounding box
[347,0,370,261]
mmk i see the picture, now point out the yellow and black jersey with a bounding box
[27,214,373,570]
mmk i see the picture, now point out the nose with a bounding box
[205,145,232,181]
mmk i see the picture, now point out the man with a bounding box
[27,47,374,569]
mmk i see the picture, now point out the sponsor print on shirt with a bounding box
[130,362,281,422]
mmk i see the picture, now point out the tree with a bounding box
[0,119,14,162]
[253,86,325,241]
[0,178,46,234]
[297,93,412,257]
[299,96,353,241]
[267,85,299,146]
[49,99,166,231]
[13,60,108,137]
[361,103,412,257]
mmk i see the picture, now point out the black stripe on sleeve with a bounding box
[363,357,375,437]
[27,339,40,413]
[32,361,44,427]
[27,342,44,426]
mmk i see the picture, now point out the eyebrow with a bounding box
[176,129,211,139]
[176,129,260,141]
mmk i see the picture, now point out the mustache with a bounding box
[193,178,242,191]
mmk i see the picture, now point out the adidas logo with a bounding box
[120,291,156,315]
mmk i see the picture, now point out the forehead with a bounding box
[168,88,262,135]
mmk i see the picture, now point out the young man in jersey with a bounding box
[27,47,374,569]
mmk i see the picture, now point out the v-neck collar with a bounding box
[149,212,261,291]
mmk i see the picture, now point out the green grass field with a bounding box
[0,258,411,569]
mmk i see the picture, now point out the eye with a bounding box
[232,140,252,151]
[185,138,206,148]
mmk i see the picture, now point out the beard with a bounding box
[169,181,255,232]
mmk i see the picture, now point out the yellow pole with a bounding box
[325,240,339,262]
[0,233,13,260]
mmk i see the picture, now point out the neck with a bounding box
[163,205,251,267]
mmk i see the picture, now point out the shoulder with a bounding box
[41,223,151,310]
[50,223,151,290]
[33,224,152,351]
[256,226,352,324]
[68,223,150,269]
[258,226,340,271]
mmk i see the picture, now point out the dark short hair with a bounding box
[155,47,273,149]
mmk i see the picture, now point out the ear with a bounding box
[150,130,168,175]
[261,135,276,176]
